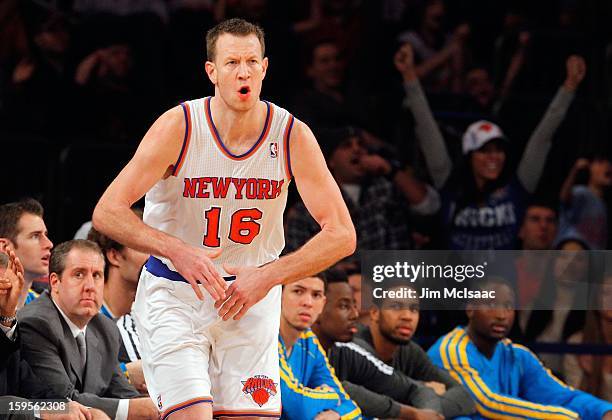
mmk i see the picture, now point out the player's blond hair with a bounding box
[206,18,265,62]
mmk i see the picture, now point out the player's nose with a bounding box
[237,61,250,79]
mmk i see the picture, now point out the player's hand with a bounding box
[424,381,446,396]
[168,244,227,301]
[314,410,341,420]
[40,401,93,420]
[563,55,586,91]
[89,408,111,420]
[394,43,416,82]
[126,360,148,394]
[0,249,24,321]
[215,264,274,321]
[127,397,158,420]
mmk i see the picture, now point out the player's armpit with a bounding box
[259,120,356,286]
[290,120,355,253]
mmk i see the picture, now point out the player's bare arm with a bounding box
[92,107,226,301]
[218,119,356,320]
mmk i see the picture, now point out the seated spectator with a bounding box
[358,282,475,418]
[519,238,589,375]
[564,275,612,401]
[292,39,376,148]
[346,265,370,327]
[87,210,148,394]
[397,0,470,93]
[312,269,444,419]
[515,201,558,306]
[284,131,440,262]
[428,277,612,420]
[0,248,108,420]
[557,156,611,249]
[279,272,361,419]
[0,198,53,306]
[397,42,586,249]
[17,240,157,419]
[86,209,147,321]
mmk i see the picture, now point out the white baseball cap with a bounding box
[462,120,507,155]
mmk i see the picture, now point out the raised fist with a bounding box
[564,55,586,91]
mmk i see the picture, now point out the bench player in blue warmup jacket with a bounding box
[279,272,361,419]
[428,277,612,420]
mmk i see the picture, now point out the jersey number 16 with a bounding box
[203,207,263,247]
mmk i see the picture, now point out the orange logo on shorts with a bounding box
[242,375,277,407]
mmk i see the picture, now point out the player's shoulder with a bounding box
[508,340,538,359]
[300,329,320,345]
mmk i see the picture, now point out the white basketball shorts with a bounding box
[132,257,282,419]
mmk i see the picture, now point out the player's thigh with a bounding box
[164,402,212,420]
[209,285,282,415]
[133,270,216,417]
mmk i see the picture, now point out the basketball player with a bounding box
[93,18,355,420]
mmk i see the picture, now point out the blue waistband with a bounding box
[145,256,236,283]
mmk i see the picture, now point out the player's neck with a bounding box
[310,324,333,352]
[369,324,397,363]
[104,272,136,318]
[467,325,498,359]
[210,96,266,148]
[279,319,302,355]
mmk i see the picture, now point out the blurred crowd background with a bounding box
[2,0,612,244]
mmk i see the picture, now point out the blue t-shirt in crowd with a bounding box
[441,177,529,250]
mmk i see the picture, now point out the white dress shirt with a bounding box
[52,300,130,420]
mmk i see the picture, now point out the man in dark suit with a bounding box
[17,240,158,420]
[1,248,101,419]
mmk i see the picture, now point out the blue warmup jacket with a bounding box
[279,329,361,419]
[428,327,612,419]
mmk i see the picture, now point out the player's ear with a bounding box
[369,305,380,322]
[106,248,121,268]
[465,306,474,320]
[261,57,268,79]
[205,61,217,85]
[49,272,60,293]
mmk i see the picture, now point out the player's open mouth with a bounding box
[238,86,251,99]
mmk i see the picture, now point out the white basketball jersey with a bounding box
[144,97,295,276]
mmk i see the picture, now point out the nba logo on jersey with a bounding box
[269,142,278,158]
[157,394,163,410]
